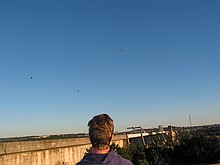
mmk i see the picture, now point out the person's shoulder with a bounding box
[108,151,133,165]
[75,153,91,165]
[119,157,133,165]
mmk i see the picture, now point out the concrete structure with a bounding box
[0,134,128,165]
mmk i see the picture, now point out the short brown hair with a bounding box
[88,114,114,150]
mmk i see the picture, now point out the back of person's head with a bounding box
[88,114,114,150]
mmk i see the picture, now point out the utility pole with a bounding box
[189,114,192,128]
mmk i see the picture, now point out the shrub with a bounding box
[171,135,220,164]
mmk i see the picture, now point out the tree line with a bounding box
[110,133,220,165]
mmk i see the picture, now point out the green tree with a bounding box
[144,145,173,165]
[171,135,220,164]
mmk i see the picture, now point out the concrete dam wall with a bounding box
[0,135,128,165]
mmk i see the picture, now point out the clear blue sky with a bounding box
[0,0,220,137]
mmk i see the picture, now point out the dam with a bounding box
[0,134,128,165]
[0,127,172,165]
